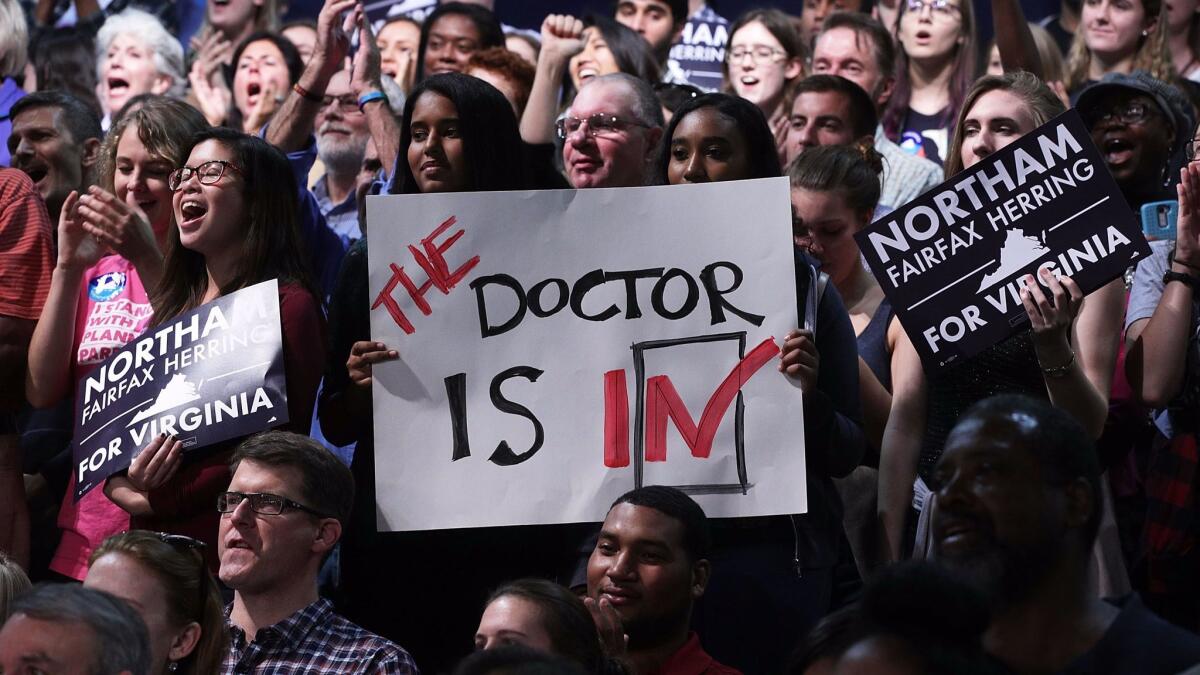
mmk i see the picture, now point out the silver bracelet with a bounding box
[1040,349,1076,379]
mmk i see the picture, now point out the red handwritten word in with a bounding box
[602,336,780,468]
[372,215,480,334]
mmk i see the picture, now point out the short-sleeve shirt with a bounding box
[0,169,53,321]
[899,108,950,168]
[1126,240,1200,435]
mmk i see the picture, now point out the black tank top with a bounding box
[857,297,894,393]
[918,330,1047,480]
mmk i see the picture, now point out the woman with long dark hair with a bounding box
[319,72,535,673]
[657,91,867,672]
[104,128,327,569]
[880,0,978,167]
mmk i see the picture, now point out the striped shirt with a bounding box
[0,168,53,321]
[224,599,420,674]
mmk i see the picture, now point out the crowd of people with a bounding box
[3,0,1200,673]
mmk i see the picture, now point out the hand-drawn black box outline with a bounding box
[631,331,752,496]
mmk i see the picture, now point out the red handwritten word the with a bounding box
[602,337,780,467]
[372,215,479,334]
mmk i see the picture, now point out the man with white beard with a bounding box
[314,70,372,243]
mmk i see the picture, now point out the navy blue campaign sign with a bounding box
[854,109,1150,372]
[72,279,288,500]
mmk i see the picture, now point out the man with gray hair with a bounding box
[0,583,151,675]
[560,73,665,189]
[314,70,373,242]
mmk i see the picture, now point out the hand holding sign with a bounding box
[348,341,399,389]
[779,329,819,393]
[1021,269,1083,358]
[127,432,183,492]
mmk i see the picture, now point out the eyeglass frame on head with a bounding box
[1186,136,1200,161]
[217,491,328,518]
[725,45,788,65]
[168,160,244,192]
[555,113,651,140]
[147,531,208,551]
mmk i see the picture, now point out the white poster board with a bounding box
[367,178,806,531]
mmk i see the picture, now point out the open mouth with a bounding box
[23,165,48,185]
[107,77,130,97]
[740,75,760,87]
[577,66,599,82]
[915,29,932,41]
[1102,136,1134,165]
[179,198,209,228]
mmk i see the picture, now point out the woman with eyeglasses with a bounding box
[84,530,228,675]
[1064,0,1172,97]
[25,97,210,582]
[723,9,805,156]
[319,71,540,673]
[655,92,868,672]
[880,0,977,168]
[879,73,1127,572]
[103,127,327,570]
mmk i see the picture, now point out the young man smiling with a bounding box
[586,486,739,675]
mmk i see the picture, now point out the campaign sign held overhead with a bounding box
[854,110,1150,371]
[72,280,288,500]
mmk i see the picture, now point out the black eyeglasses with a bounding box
[321,94,363,114]
[217,491,327,518]
[1084,101,1157,129]
[1186,136,1200,162]
[168,160,243,192]
[555,113,650,140]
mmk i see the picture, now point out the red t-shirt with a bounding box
[650,633,742,675]
[0,168,53,320]
[51,256,152,579]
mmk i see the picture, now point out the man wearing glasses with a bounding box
[561,73,665,189]
[218,431,418,674]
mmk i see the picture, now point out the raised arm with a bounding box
[350,8,401,181]
[26,192,102,408]
[1023,268,1122,439]
[520,15,586,145]
[265,0,357,151]
[991,0,1044,78]
[1127,165,1200,407]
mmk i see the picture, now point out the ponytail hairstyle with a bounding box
[485,579,629,675]
[944,71,1065,177]
[90,531,228,675]
[1064,0,1171,92]
[787,142,884,225]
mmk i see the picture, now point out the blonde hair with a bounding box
[1065,0,1172,91]
[944,71,1066,177]
[0,0,28,78]
[0,552,32,623]
[1029,23,1066,83]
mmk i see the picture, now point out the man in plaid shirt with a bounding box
[219,431,419,674]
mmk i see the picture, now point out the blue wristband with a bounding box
[358,91,387,112]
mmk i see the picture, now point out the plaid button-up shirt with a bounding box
[223,599,420,674]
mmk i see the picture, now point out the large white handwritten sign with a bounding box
[367,179,806,531]
[855,110,1150,371]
